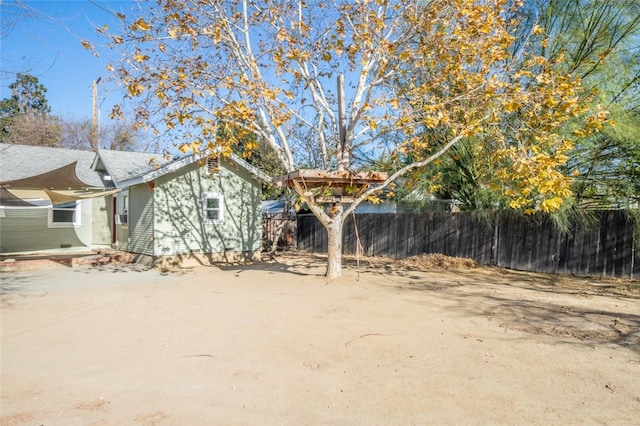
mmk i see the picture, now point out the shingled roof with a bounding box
[1,143,271,196]
[0,143,104,188]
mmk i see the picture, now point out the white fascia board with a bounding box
[116,153,203,188]
[93,151,119,188]
[116,150,272,188]
[228,153,273,184]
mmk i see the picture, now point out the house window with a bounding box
[48,201,81,228]
[117,191,129,227]
[203,193,223,222]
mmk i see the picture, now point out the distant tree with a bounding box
[58,118,93,150]
[58,117,144,151]
[98,0,606,278]
[0,73,61,145]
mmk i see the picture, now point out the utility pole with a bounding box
[92,77,102,151]
[337,74,347,171]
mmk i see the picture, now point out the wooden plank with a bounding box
[293,210,637,279]
[274,169,388,188]
[314,196,355,204]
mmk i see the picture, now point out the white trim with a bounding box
[115,150,272,188]
[203,192,224,223]
[117,190,129,228]
[48,200,81,228]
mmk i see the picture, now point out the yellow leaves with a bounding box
[133,53,149,63]
[130,18,152,32]
[276,29,288,42]
[535,74,549,85]
[127,82,146,97]
[213,26,222,43]
[532,25,544,36]
[81,40,94,50]
[540,197,563,212]
[272,111,291,127]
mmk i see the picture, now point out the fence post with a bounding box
[491,213,499,266]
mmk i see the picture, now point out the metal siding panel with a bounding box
[129,184,155,256]
[0,206,88,252]
[91,197,112,245]
[153,160,262,256]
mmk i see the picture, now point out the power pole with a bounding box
[337,74,347,171]
[92,77,102,151]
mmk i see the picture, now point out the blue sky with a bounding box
[1,1,132,121]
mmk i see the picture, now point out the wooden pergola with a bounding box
[274,169,388,204]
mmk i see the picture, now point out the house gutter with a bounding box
[116,151,273,189]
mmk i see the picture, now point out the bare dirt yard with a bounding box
[1,253,639,425]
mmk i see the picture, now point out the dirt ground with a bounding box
[1,253,639,425]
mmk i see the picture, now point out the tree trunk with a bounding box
[325,214,344,279]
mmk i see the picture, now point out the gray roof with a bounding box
[95,149,172,184]
[1,144,271,190]
[0,143,104,187]
[114,150,272,187]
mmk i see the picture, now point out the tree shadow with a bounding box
[364,263,640,356]
[216,255,321,277]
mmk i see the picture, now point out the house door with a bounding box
[112,197,117,244]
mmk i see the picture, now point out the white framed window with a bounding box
[116,191,129,227]
[48,201,81,228]
[203,193,223,223]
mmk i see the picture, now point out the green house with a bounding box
[0,144,268,266]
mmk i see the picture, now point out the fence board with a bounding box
[291,210,638,279]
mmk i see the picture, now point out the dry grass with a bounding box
[399,253,478,270]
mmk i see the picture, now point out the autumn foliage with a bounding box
[93,0,609,277]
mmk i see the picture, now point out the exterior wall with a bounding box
[113,192,129,251]
[152,160,262,261]
[128,184,155,256]
[0,200,93,253]
[90,197,112,246]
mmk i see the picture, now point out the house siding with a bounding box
[0,200,93,253]
[91,197,112,246]
[128,184,155,256]
[152,159,262,258]
[128,185,153,256]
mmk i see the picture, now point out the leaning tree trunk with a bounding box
[325,213,344,280]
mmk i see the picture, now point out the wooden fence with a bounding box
[295,210,639,279]
[262,213,297,252]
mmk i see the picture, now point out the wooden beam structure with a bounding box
[273,169,388,205]
[274,169,388,189]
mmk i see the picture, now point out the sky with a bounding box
[1,0,134,121]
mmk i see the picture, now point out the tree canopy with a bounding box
[97,0,607,278]
[0,73,61,146]
[396,0,639,212]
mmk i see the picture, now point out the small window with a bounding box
[48,201,81,228]
[203,193,223,222]
[117,192,129,227]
